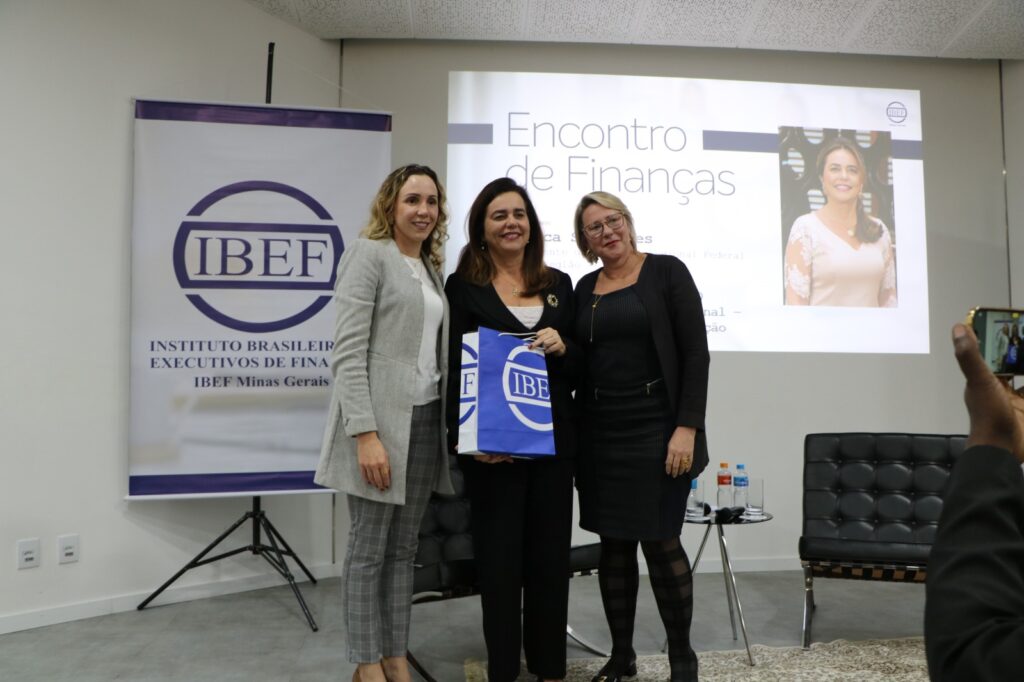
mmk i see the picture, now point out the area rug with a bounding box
[464,637,927,681]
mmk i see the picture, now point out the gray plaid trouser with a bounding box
[343,400,440,663]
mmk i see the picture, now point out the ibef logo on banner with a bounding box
[172,180,343,333]
[502,345,553,431]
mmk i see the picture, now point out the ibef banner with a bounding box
[129,99,391,498]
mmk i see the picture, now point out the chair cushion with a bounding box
[568,542,601,573]
[799,536,930,564]
[801,433,964,567]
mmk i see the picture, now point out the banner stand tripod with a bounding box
[136,495,319,631]
[138,43,317,631]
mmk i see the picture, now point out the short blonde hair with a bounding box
[362,164,448,273]
[573,191,637,263]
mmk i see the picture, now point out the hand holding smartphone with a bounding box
[968,307,1024,376]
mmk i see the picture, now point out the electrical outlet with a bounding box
[57,534,80,564]
[17,538,40,569]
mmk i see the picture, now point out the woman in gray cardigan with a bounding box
[315,165,454,682]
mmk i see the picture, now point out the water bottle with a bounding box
[733,464,749,509]
[716,462,733,508]
[687,478,701,515]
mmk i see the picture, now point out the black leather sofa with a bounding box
[799,432,965,648]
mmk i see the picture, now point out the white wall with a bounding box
[338,40,1012,572]
[0,0,341,633]
[1005,61,1024,304]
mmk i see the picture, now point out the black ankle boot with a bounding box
[666,654,698,682]
[590,655,637,682]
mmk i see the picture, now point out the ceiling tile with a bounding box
[853,0,982,57]
[632,0,763,46]
[296,0,412,38]
[246,0,302,26]
[525,0,641,43]
[412,0,526,39]
[944,0,1024,59]
[742,0,872,53]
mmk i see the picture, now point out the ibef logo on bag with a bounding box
[502,345,553,431]
[459,341,478,425]
[172,180,343,333]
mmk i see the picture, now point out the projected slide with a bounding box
[447,72,927,353]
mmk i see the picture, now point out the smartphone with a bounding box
[968,307,1024,376]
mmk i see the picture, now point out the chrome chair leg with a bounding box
[566,625,610,656]
[801,563,815,650]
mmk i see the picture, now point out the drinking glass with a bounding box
[745,478,765,518]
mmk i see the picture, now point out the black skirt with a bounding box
[577,385,692,541]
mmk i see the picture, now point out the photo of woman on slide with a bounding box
[782,133,897,307]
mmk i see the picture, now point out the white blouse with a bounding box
[508,305,543,329]
[403,255,443,405]
[784,212,897,308]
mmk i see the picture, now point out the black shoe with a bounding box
[590,656,637,682]
[667,655,698,682]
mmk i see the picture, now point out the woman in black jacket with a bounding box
[573,191,710,682]
[445,177,580,682]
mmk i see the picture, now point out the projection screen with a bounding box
[446,71,926,354]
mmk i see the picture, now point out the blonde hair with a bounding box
[573,191,637,263]
[362,164,448,272]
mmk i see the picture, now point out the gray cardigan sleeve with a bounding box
[331,239,381,437]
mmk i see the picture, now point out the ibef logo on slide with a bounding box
[172,181,343,333]
[886,101,908,124]
[501,345,553,431]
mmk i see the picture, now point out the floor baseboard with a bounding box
[0,561,341,636]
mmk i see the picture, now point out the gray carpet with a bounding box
[465,637,928,681]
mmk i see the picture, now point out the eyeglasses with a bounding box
[582,213,625,238]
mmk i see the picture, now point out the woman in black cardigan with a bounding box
[573,191,709,682]
[445,177,580,682]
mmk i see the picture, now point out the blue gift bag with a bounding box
[457,326,555,458]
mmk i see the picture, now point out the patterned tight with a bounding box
[598,536,698,680]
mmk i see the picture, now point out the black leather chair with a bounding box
[799,432,964,648]
[409,454,605,681]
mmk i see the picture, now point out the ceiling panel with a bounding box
[296,0,412,38]
[945,0,1024,60]
[525,0,642,44]
[412,0,527,39]
[853,0,983,57]
[243,0,1024,60]
[742,0,873,53]
[632,0,762,47]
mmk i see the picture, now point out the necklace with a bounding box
[496,273,524,297]
[818,210,857,240]
[590,294,605,343]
